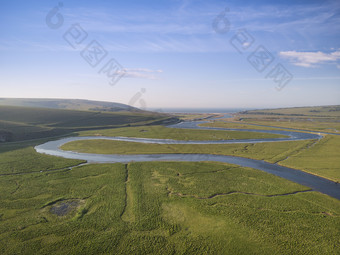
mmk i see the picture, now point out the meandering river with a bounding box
[35,115,340,200]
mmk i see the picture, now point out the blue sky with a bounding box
[1,0,339,109]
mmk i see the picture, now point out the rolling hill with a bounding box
[0,105,175,142]
[0,98,143,113]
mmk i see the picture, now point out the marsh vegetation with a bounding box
[1,105,339,254]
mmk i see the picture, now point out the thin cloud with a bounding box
[279,50,340,68]
[124,68,162,73]
[3,1,340,54]
[121,68,163,80]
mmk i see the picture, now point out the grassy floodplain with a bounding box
[0,133,89,175]
[0,162,339,254]
[61,138,312,163]
[196,105,340,182]
[279,135,340,182]
[200,121,300,131]
[1,104,340,254]
[232,105,340,134]
[78,125,287,140]
[61,136,340,182]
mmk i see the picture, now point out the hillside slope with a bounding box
[0,98,142,113]
[0,105,174,142]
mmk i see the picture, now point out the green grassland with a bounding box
[279,135,340,182]
[240,105,340,117]
[78,125,287,140]
[0,105,172,142]
[0,136,86,175]
[176,113,220,121]
[0,146,85,175]
[60,138,312,163]
[0,98,143,112]
[61,135,340,182]
[235,118,340,134]
[0,162,339,254]
[200,121,292,131]
[1,105,340,254]
[231,105,340,134]
[200,119,340,134]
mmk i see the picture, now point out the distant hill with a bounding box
[239,105,340,117]
[0,105,175,142]
[0,98,143,113]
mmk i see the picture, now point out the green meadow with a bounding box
[61,136,340,182]
[200,121,296,131]
[280,135,340,182]
[1,162,339,254]
[79,125,287,140]
[232,105,340,134]
[1,105,339,254]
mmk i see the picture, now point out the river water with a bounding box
[35,115,340,200]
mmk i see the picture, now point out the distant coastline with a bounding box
[149,108,254,114]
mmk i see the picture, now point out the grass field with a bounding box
[279,135,340,182]
[231,105,340,134]
[1,104,340,254]
[0,162,339,254]
[61,135,340,183]
[78,125,287,140]
[60,138,312,161]
[0,146,85,175]
[234,118,340,134]
[240,105,340,117]
[176,113,218,121]
[200,121,293,131]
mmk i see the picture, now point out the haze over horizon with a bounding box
[1,0,339,110]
